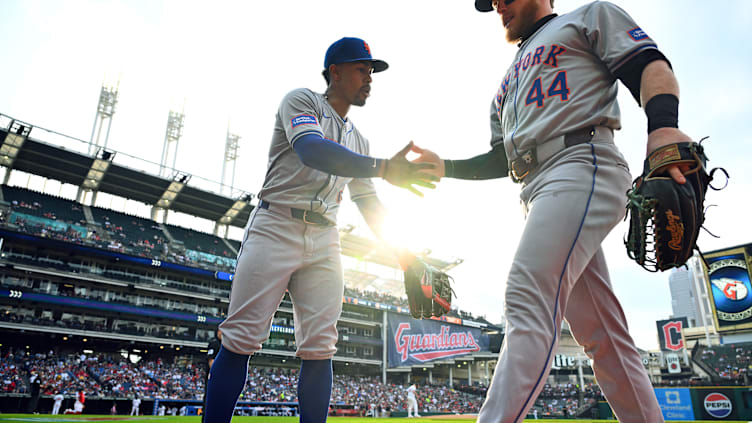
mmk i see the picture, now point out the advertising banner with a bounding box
[693,388,738,420]
[665,353,681,374]
[704,245,752,332]
[386,313,489,368]
[654,388,695,421]
[656,317,689,352]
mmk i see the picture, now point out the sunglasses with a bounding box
[492,0,516,8]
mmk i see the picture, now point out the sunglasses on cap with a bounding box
[492,0,516,7]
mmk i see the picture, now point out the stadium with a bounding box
[0,109,592,419]
[0,102,751,422]
[1,1,750,422]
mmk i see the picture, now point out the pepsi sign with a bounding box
[704,392,732,418]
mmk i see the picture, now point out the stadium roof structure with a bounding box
[338,227,463,272]
[0,115,254,228]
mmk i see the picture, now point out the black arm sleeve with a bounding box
[613,49,672,106]
[444,144,509,180]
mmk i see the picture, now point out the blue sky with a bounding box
[1,0,750,350]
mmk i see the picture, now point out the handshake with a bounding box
[379,141,445,196]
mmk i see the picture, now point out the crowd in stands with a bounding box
[0,349,489,415]
[1,186,237,272]
[0,310,210,343]
[343,286,489,324]
[1,348,611,417]
[1,185,492,322]
[330,374,483,415]
[698,343,752,384]
[455,382,602,418]
[533,383,601,418]
[10,215,85,244]
[344,286,409,308]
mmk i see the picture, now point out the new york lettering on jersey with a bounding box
[495,2,659,154]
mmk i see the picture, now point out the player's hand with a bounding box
[382,141,438,197]
[646,127,693,185]
[410,144,445,180]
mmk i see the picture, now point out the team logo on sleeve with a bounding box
[291,114,318,128]
[628,27,648,41]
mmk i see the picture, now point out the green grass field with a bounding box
[0,415,749,423]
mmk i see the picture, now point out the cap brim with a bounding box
[475,0,494,12]
[331,58,389,73]
[371,59,389,73]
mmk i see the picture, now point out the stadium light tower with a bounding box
[159,102,185,177]
[88,78,120,156]
[221,122,241,195]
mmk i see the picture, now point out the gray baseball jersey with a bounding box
[478,2,664,422]
[258,88,377,222]
[221,88,376,359]
[493,1,658,159]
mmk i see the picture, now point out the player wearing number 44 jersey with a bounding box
[202,37,437,423]
[414,0,695,422]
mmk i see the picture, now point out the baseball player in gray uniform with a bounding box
[203,37,436,423]
[414,1,694,421]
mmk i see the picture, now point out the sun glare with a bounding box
[380,212,427,252]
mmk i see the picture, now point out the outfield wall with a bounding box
[597,387,752,420]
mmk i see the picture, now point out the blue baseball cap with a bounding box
[323,37,389,73]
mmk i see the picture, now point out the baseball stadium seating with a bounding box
[0,348,485,415]
[696,342,752,384]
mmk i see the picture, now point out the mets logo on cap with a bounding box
[704,392,732,418]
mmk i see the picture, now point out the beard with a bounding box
[505,0,542,43]
[351,88,369,107]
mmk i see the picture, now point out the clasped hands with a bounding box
[381,141,445,196]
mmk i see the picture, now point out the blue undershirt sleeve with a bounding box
[293,133,383,178]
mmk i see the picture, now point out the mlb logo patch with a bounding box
[291,114,318,128]
[628,27,648,41]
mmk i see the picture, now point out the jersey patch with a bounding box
[627,27,648,41]
[291,114,318,128]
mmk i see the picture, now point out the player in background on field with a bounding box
[130,395,141,416]
[406,384,420,418]
[64,390,85,414]
[51,391,64,415]
[202,37,437,423]
[413,0,693,421]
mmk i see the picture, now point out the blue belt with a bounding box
[258,200,333,226]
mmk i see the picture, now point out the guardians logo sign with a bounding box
[705,245,752,332]
[387,314,489,367]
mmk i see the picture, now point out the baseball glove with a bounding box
[400,255,454,319]
[625,140,724,272]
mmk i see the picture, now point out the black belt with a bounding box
[509,126,612,183]
[258,200,334,226]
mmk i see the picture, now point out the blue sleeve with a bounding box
[293,133,384,178]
